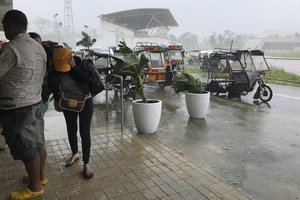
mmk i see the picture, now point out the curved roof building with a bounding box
[99,8,178,38]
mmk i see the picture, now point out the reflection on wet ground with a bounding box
[0,130,251,199]
[1,84,299,200]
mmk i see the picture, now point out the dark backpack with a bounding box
[47,68,61,101]
[83,59,105,96]
[42,41,63,101]
[41,79,51,102]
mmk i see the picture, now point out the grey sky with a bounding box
[14,0,300,40]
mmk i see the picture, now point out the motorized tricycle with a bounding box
[157,60,180,89]
[134,42,166,84]
[163,44,185,71]
[205,49,273,102]
[186,50,201,65]
[134,42,181,89]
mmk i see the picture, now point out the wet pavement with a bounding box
[0,130,251,200]
[0,83,299,200]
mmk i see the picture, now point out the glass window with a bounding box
[218,59,227,72]
[95,57,108,69]
[150,52,163,68]
[229,59,243,71]
[169,50,183,60]
[251,55,269,71]
[164,51,170,63]
[239,53,256,72]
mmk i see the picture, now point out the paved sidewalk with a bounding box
[0,129,252,200]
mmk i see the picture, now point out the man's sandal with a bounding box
[10,187,44,200]
[22,175,48,185]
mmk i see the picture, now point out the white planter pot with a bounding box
[132,99,162,134]
[185,92,210,118]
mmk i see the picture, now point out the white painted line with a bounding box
[274,93,300,100]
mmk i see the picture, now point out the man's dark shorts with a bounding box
[0,103,45,162]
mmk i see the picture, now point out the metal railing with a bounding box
[105,75,124,130]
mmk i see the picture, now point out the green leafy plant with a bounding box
[117,41,149,103]
[94,41,149,103]
[76,31,96,49]
[172,71,205,94]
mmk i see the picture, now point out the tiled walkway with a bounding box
[0,130,252,200]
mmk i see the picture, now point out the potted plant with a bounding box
[172,71,210,118]
[108,41,162,134]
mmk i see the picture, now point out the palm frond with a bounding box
[117,41,149,102]
[172,71,204,94]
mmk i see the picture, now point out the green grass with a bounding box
[265,52,300,58]
[265,67,300,87]
[184,65,300,87]
[184,65,207,75]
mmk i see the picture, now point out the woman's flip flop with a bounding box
[65,153,80,167]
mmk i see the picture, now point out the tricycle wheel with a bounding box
[158,82,165,89]
[206,81,221,95]
[258,84,273,102]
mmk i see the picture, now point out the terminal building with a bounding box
[96,8,179,49]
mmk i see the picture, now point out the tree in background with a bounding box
[33,18,51,36]
[202,30,250,49]
[168,34,177,42]
[208,33,217,49]
[294,33,300,38]
[29,17,63,42]
[76,31,96,49]
[177,32,200,51]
